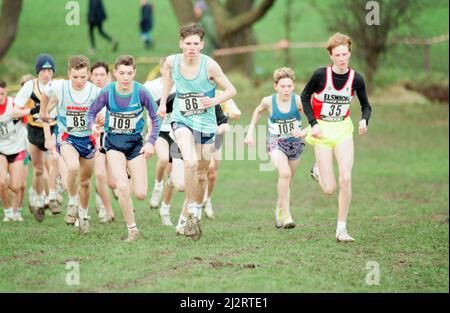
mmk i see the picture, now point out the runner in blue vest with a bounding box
[245,68,307,229]
[88,55,161,242]
[158,23,236,240]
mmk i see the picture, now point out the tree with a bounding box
[0,0,23,61]
[170,0,276,74]
[320,0,422,92]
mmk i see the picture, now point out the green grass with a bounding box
[0,0,448,86]
[0,79,448,292]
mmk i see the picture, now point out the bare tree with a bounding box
[170,0,276,74]
[320,0,422,92]
[0,0,23,61]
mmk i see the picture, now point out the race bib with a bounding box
[270,118,300,138]
[178,92,206,117]
[320,103,349,121]
[0,120,16,139]
[66,107,88,133]
[108,110,142,134]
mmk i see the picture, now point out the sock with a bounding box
[68,195,78,206]
[196,202,203,220]
[336,221,347,235]
[37,192,46,207]
[187,202,197,217]
[16,208,22,216]
[155,179,163,189]
[78,207,88,219]
[4,208,14,218]
[127,224,137,234]
[48,189,58,201]
[160,202,170,215]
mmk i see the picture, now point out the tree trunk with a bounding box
[0,0,23,61]
[169,0,195,26]
[215,0,256,75]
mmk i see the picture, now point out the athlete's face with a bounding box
[90,67,108,88]
[68,67,89,91]
[114,65,136,91]
[38,69,53,85]
[274,78,295,98]
[0,87,6,104]
[330,45,351,70]
[179,35,204,60]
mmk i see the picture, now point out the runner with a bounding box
[301,32,372,242]
[12,54,59,221]
[88,55,161,242]
[40,55,100,234]
[245,67,307,229]
[158,23,236,240]
[203,92,241,219]
[0,80,28,222]
[90,60,115,223]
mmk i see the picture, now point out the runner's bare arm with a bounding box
[244,97,270,147]
[39,93,51,123]
[203,59,236,108]
[157,55,175,118]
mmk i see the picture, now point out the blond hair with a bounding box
[326,32,352,55]
[273,67,295,84]
[68,55,90,71]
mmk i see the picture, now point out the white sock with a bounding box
[48,189,58,201]
[68,195,78,206]
[160,202,170,215]
[4,208,14,217]
[127,224,137,234]
[37,193,46,207]
[187,202,197,217]
[155,179,163,189]
[196,202,203,219]
[78,207,88,219]
[336,221,347,235]
[16,208,22,216]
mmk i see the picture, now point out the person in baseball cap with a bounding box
[35,53,56,74]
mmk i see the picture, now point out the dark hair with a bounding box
[114,55,136,70]
[180,23,205,40]
[0,80,6,88]
[91,60,109,74]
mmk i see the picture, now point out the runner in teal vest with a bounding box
[158,23,236,241]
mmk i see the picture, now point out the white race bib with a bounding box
[320,103,349,121]
[0,120,15,139]
[108,110,142,134]
[178,92,206,117]
[269,118,300,138]
[66,108,88,133]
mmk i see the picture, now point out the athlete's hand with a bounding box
[141,142,155,159]
[311,124,322,139]
[157,105,167,118]
[200,96,215,109]
[44,135,55,151]
[291,128,308,138]
[359,119,368,136]
[244,130,254,148]
[91,124,100,139]
[95,113,105,127]
[217,123,230,134]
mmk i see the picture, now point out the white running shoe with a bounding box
[310,163,320,182]
[175,217,186,235]
[160,213,173,226]
[14,210,24,222]
[124,228,139,242]
[185,214,201,241]
[149,184,163,209]
[282,214,296,229]
[204,200,214,219]
[65,204,78,225]
[3,209,14,222]
[336,230,355,243]
[78,216,90,235]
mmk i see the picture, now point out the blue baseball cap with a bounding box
[35,53,56,74]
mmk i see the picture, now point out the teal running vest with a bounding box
[171,54,217,134]
[268,94,301,141]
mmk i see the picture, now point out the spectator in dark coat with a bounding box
[88,0,118,53]
[140,0,154,49]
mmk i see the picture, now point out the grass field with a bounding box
[0,81,448,292]
[0,0,448,293]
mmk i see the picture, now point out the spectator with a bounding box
[140,0,154,49]
[88,0,118,53]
